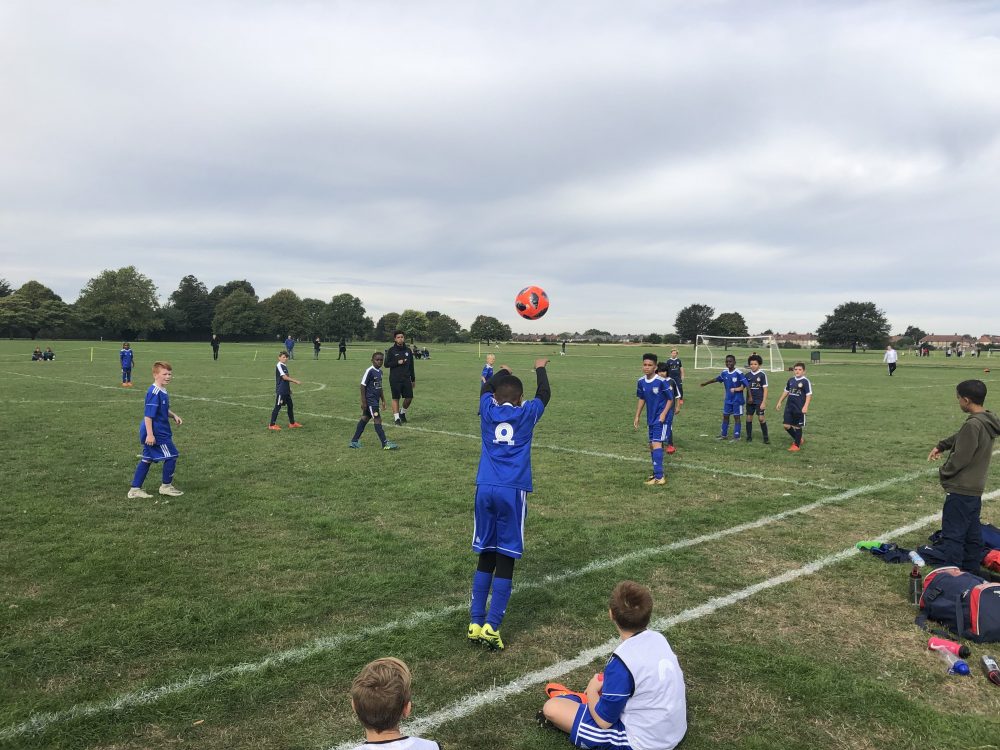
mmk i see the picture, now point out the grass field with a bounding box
[2,340,999,750]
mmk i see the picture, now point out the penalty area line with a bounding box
[0,463,958,742]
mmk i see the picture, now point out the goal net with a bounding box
[694,335,785,372]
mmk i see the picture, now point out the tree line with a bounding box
[0,270,515,343]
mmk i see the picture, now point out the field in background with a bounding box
[1,340,999,750]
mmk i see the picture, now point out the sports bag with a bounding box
[919,566,1000,643]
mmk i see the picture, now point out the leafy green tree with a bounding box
[397,309,429,341]
[661,333,681,344]
[212,289,263,338]
[903,325,927,342]
[427,313,462,343]
[208,280,256,306]
[327,293,370,340]
[674,304,715,343]
[260,289,306,338]
[75,267,162,339]
[707,312,749,338]
[425,310,441,321]
[0,281,70,338]
[469,315,512,344]
[375,313,401,340]
[816,301,890,348]
[168,275,213,337]
[302,298,329,337]
[644,333,663,344]
[0,279,12,297]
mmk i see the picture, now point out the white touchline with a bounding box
[1,369,841,489]
[333,504,993,749]
[1,470,978,742]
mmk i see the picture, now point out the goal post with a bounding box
[694,335,785,373]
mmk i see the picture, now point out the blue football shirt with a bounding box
[636,375,674,425]
[481,363,494,382]
[140,385,172,442]
[476,392,545,491]
[120,348,134,369]
[715,368,749,403]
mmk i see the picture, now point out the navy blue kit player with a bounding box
[774,362,812,452]
[268,351,303,430]
[665,349,685,404]
[743,354,770,444]
[468,358,551,651]
[655,361,681,454]
[633,353,674,485]
[385,330,416,425]
[349,352,398,450]
[128,361,184,499]
[700,354,750,440]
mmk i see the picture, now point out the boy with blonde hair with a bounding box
[349,657,440,750]
[128,361,184,499]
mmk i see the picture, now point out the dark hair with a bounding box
[279,350,289,358]
[609,580,652,631]
[793,362,806,370]
[655,362,669,373]
[493,374,524,403]
[642,353,658,363]
[957,379,987,405]
[372,351,384,362]
[393,329,404,337]
[725,354,736,362]
[350,657,411,732]
[748,354,763,365]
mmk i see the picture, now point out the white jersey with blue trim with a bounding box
[613,629,687,750]
[476,392,545,491]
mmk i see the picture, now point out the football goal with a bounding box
[694,335,785,372]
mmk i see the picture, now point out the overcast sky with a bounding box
[2,0,999,335]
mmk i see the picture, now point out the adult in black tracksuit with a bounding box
[385,329,416,425]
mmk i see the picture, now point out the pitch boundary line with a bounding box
[371,510,951,750]
[0,370,842,490]
[0,463,962,741]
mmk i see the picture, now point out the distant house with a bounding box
[978,335,1000,348]
[919,333,976,351]
[774,331,818,347]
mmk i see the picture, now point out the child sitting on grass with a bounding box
[349,657,440,750]
[539,581,687,750]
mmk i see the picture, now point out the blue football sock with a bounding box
[734,422,741,438]
[486,576,513,629]
[374,423,387,446]
[351,420,366,442]
[470,570,492,624]
[162,457,177,484]
[132,460,151,488]
[652,447,664,478]
[720,420,729,437]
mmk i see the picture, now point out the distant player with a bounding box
[120,342,134,387]
[883,345,898,376]
[128,361,184,499]
[349,352,398,450]
[665,349,685,404]
[655,361,680,454]
[268,351,303,431]
[539,580,687,750]
[339,337,348,360]
[284,334,295,359]
[469,358,551,650]
[385,330,415,425]
[744,354,769,444]
[313,336,322,360]
[481,353,496,384]
[774,362,812,452]
[211,334,220,360]
[42,347,55,361]
[699,354,749,440]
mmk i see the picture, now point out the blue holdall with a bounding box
[918,566,1000,643]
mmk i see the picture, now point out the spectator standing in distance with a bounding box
[284,334,295,359]
[883,345,898,376]
[314,336,322,360]
[210,334,220,361]
[385,330,415,425]
[339,337,348,360]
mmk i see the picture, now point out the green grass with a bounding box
[1,340,999,749]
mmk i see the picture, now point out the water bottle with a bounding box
[982,656,1000,686]
[935,649,970,675]
[928,637,970,659]
[908,565,923,606]
[908,550,925,566]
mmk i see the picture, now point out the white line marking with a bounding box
[342,508,972,749]
[1,370,837,489]
[0,466,967,741]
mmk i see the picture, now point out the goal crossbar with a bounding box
[693,335,785,372]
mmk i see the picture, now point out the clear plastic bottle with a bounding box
[934,648,970,675]
[908,550,925,566]
[908,566,923,606]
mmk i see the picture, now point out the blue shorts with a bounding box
[472,484,527,559]
[570,702,631,749]
[723,400,745,416]
[647,419,671,444]
[783,405,805,427]
[141,440,178,462]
